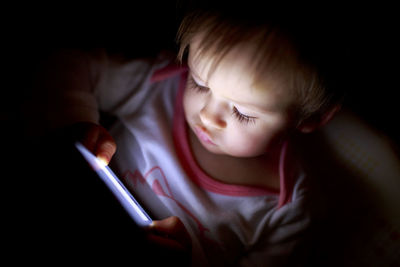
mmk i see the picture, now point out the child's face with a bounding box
[183,38,296,158]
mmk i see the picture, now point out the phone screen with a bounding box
[75,142,152,227]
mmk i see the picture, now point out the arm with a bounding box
[28,48,166,163]
[31,49,102,129]
[28,48,192,262]
[27,49,114,162]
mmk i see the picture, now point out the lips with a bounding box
[194,125,216,145]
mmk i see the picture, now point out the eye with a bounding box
[232,107,257,124]
[188,75,209,93]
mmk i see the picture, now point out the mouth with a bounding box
[194,125,216,146]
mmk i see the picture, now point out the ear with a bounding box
[297,105,341,133]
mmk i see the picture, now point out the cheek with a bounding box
[223,127,264,156]
[224,124,286,157]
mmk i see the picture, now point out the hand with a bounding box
[72,122,117,165]
[146,216,192,263]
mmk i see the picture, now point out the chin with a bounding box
[202,144,225,155]
[206,145,260,158]
[226,147,270,158]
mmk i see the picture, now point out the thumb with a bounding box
[150,216,183,234]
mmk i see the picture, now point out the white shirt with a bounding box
[41,49,310,266]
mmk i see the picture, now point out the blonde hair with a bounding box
[176,2,346,123]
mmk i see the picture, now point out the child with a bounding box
[33,2,345,266]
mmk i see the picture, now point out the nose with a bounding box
[199,98,227,129]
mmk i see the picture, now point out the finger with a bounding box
[96,140,116,165]
[95,129,117,165]
[149,216,191,249]
[80,124,100,152]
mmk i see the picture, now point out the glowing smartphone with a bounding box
[75,142,152,227]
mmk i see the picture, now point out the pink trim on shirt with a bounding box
[150,62,188,83]
[277,141,294,208]
[151,63,297,204]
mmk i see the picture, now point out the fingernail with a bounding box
[97,154,109,166]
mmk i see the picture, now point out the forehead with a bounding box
[188,36,295,113]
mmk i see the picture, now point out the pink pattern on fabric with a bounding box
[123,169,146,187]
[152,179,168,197]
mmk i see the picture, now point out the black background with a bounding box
[3,1,399,265]
[4,2,398,143]
[3,2,183,264]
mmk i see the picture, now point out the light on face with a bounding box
[75,142,152,227]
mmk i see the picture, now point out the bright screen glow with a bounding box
[75,142,152,227]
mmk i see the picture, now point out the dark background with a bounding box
[3,2,184,264]
[4,2,398,144]
[3,1,398,265]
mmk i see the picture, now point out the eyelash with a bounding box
[232,107,256,124]
[188,75,256,125]
[188,75,209,93]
